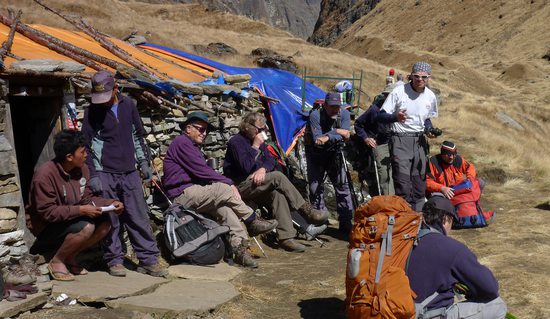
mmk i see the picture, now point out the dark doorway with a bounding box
[9,95,62,205]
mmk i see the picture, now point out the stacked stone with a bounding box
[0,79,31,268]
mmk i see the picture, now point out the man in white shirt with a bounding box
[378,61,439,210]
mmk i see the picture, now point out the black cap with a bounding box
[324,92,342,106]
[423,195,457,220]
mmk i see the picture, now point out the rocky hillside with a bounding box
[309,0,380,46]
[196,0,322,39]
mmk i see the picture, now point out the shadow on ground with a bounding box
[298,297,346,319]
[535,201,550,211]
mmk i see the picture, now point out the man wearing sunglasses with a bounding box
[163,112,278,268]
[223,112,329,253]
[378,61,439,211]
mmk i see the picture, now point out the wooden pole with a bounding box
[0,10,21,63]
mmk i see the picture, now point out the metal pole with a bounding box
[373,148,381,196]
[252,236,267,258]
[340,147,359,210]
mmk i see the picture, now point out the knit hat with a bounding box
[91,70,115,104]
[389,68,395,76]
[440,141,457,155]
[411,61,432,74]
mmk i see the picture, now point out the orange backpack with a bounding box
[345,195,422,319]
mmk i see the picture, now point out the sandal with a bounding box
[47,263,75,281]
[67,263,89,276]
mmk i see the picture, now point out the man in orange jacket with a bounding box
[426,141,479,199]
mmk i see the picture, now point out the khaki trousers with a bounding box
[174,183,253,248]
[237,171,305,240]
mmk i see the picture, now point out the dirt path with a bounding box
[19,184,549,319]
[214,183,550,319]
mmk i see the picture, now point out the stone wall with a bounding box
[0,79,31,267]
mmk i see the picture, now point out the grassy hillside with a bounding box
[333,0,550,193]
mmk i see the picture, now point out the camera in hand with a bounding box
[425,127,443,137]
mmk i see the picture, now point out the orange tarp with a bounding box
[1,23,212,83]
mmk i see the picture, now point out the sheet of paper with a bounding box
[101,204,116,213]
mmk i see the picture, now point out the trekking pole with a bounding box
[372,148,382,196]
[251,236,267,258]
[151,179,172,205]
[339,146,359,210]
[292,219,325,247]
[295,138,310,200]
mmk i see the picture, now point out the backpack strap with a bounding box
[415,291,447,319]
[375,215,396,283]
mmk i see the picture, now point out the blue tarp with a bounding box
[141,43,326,154]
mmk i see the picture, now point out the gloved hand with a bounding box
[88,176,103,194]
[139,161,153,183]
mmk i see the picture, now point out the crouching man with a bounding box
[223,112,328,253]
[407,195,507,318]
[26,130,124,281]
[162,112,278,268]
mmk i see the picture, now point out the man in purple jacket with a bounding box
[163,111,278,268]
[82,70,166,278]
[407,196,507,318]
[223,112,328,253]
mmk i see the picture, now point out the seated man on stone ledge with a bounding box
[26,130,124,281]
[223,112,329,253]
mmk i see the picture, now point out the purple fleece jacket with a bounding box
[223,132,276,182]
[162,134,233,199]
[82,93,148,176]
[407,229,500,311]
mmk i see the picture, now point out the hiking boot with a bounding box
[233,240,258,268]
[279,239,306,253]
[137,263,168,278]
[108,264,127,277]
[245,216,278,237]
[304,224,328,241]
[4,264,36,285]
[298,202,329,226]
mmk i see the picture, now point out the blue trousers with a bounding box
[306,151,353,227]
[99,170,159,267]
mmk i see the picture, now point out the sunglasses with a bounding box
[412,74,431,80]
[253,124,266,132]
[191,124,208,134]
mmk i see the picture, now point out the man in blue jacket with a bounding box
[304,92,353,235]
[408,195,507,318]
[163,111,278,268]
[82,70,166,278]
